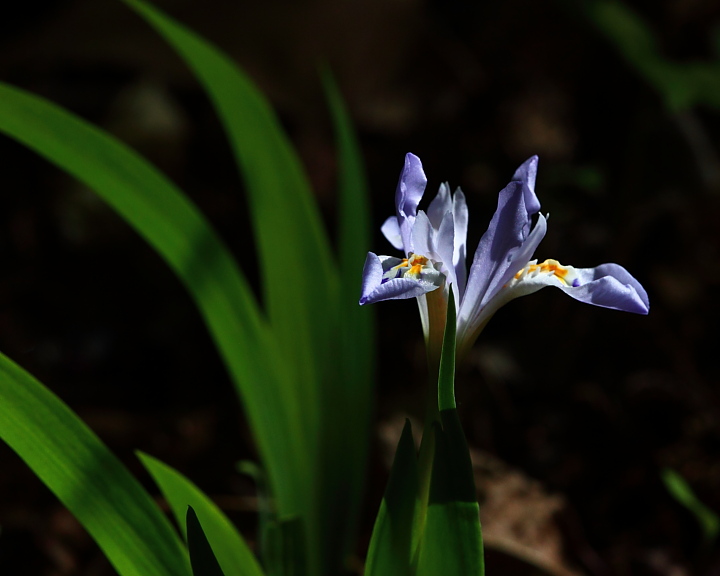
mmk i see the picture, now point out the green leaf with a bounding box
[187,506,227,576]
[416,411,484,576]
[121,0,339,455]
[139,452,264,576]
[264,517,308,576]
[0,80,308,535]
[117,3,346,569]
[712,27,720,60]
[364,420,419,576]
[413,289,456,560]
[321,68,373,303]
[682,62,720,110]
[237,460,275,569]
[0,352,190,576]
[662,468,720,544]
[320,67,375,566]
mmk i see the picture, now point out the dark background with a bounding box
[1,0,719,574]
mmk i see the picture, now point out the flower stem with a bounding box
[412,286,448,565]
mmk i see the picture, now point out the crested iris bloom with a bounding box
[360,153,649,358]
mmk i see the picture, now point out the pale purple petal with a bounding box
[427,183,452,229]
[396,153,427,253]
[485,213,547,305]
[359,252,384,304]
[361,277,440,304]
[512,155,540,213]
[459,180,540,319]
[359,252,441,305]
[456,215,546,348]
[559,263,649,314]
[396,153,426,218]
[381,216,404,251]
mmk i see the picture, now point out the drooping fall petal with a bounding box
[359,252,443,305]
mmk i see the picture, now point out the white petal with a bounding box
[381,216,404,251]
[435,209,457,302]
[428,182,452,229]
[411,211,433,258]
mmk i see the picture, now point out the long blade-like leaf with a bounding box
[416,412,484,576]
[139,452,265,576]
[0,353,190,576]
[121,0,339,458]
[187,506,227,576]
[320,68,375,565]
[118,3,349,570]
[264,517,308,576]
[364,420,418,576]
[0,80,308,524]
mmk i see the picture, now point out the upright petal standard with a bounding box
[360,153,649,358]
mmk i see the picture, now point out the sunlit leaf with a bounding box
[139,452,264,576]
[0,352,190,576]
[0,80,308,540]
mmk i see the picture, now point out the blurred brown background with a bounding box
[1,0,719,574]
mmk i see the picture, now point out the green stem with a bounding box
[412,287,450,567]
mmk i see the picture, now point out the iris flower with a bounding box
[360,153,649,359]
